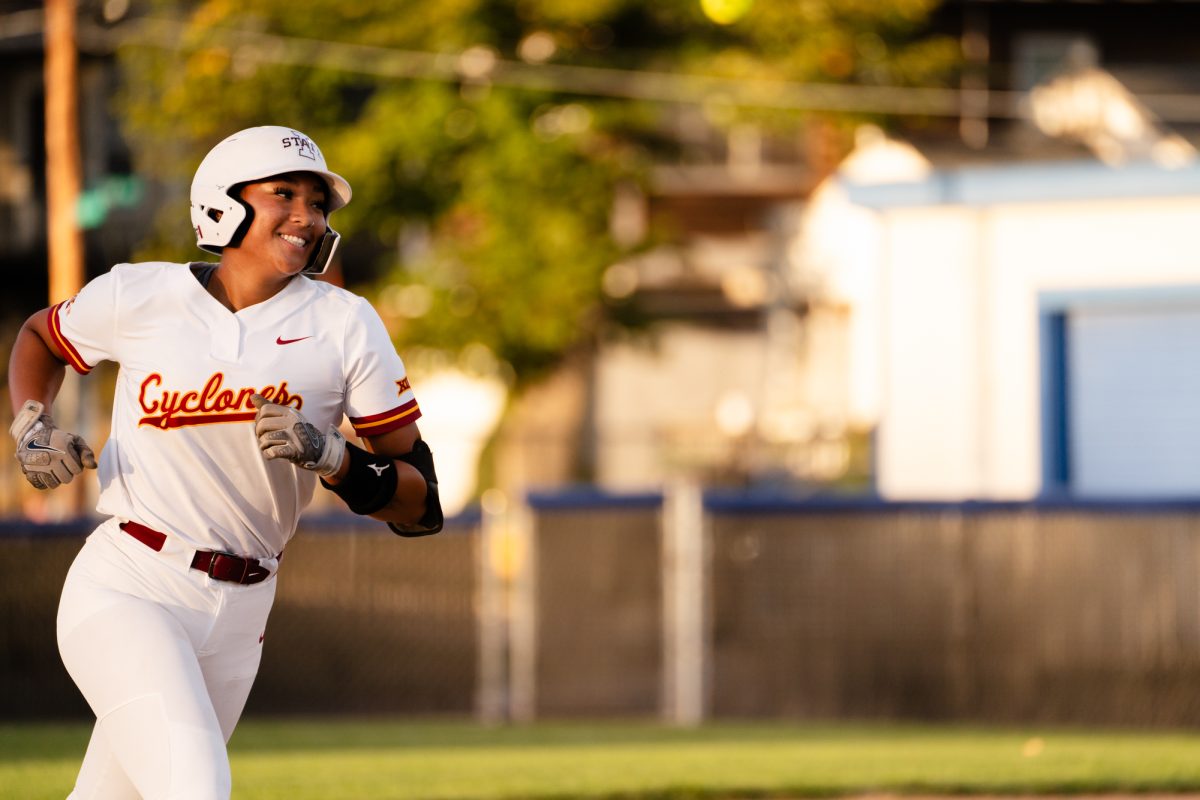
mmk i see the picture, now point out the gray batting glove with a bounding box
[9,399,98,490]
[250,394,346,476]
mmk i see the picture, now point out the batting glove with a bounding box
[9,399,98,490]
[250,394,346,476]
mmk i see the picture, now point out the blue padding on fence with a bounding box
[524,486,1200,515]
[525,486,664,510]
[0,509,482,539]
[300,507,481,533]
[701,489,1200,515]
[0,518,96,538]
[8,492,1200,536]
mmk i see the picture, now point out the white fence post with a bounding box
[662,480,707,726]
[508,497,537,722]
[477,490,508,724]
[477,489,536,724]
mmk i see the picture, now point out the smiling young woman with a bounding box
[6,126,444,799]
[212,173,333,305]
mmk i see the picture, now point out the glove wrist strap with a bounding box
[10,399,48,443]
[311,426,347,476]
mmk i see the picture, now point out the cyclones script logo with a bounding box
[139,373,302,429]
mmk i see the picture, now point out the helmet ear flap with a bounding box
[223,184,255,251]
[191,184,250,254]
[302,228,341,275]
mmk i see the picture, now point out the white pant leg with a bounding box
[199,582,273,741]
[58,520,275,800]
[69,727,140,800]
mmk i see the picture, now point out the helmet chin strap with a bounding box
[303,228,341,275]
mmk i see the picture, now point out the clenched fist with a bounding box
[10,399,98,490]
[250,394,346,476]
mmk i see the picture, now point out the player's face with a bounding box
[237,173,329,277]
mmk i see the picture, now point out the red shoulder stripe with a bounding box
[48,301,93,375]
[350,398,421,436]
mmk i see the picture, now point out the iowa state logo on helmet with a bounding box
[282,131,318,161]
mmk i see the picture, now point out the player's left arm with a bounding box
[344,422,443,535]
[250,395,443,535]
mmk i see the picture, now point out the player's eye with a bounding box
[273,187,294,200]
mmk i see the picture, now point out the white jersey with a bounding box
[49,261,421,559]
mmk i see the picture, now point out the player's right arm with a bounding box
[9,308,69,413]
[7,308,98,490]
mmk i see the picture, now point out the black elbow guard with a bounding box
[321,443,397,515]
[387,438,444,537]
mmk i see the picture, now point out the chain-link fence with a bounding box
[0,515,480,720]
[0,522,89,718]
[246,516,479,716]
[530,498,662,717]
[8,494,1200,725]
[707,504,1200,723]
[523,493,1200,726]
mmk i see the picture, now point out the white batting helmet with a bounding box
[190,126,353,274]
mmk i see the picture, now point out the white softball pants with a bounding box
[57,518,276,800]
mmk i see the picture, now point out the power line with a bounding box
[4,13,1195,122]
[80,16,1008,118]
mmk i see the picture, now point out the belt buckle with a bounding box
[208,551,249,583]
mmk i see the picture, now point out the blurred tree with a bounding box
[116,0,956,385]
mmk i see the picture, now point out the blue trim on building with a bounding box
[1040,309,1071,494]
[1036,284,1200,499]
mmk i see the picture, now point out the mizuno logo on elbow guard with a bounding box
[368,463,391,476]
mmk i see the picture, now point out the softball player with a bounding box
[7,126,442,799]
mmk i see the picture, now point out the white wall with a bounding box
[594,324,772,489]
[832,160,1200,500]
[877,208,985,498]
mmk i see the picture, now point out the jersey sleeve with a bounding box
[343,296,421,437]
[48,268,122,375]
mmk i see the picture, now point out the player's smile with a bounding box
[238,172,329,276]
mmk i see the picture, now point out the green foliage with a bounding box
[116,0,956,385]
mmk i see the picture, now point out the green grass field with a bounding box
[4,718,1200,800]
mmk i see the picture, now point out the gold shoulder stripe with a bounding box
[353,403,421,432]
[49,302,92,375]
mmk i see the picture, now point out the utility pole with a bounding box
[43,0,88,520]
[45,0,85,304]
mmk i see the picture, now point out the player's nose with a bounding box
[290,200,321,229]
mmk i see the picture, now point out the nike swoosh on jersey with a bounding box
[276,336,312,345]
[25,441,65,454]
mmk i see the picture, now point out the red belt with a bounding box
[119,521,274,585]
